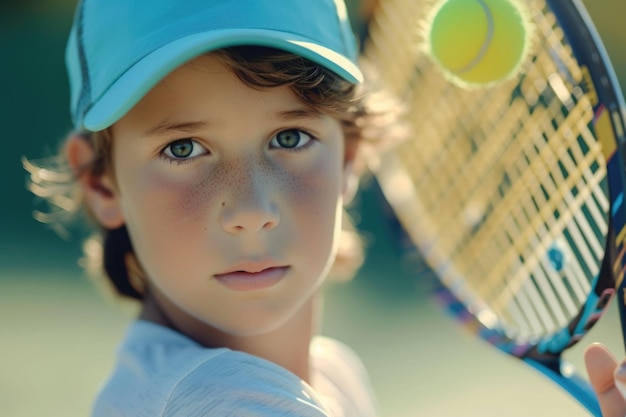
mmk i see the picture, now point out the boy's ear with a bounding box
[342,138,360,203]
[66,134,125,229]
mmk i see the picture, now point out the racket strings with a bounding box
[365,0,610,340]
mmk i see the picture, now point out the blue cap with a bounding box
[66,0,363,131]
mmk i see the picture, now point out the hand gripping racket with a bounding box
[363,0,626,414]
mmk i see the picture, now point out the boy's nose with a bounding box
[218,164,280,234]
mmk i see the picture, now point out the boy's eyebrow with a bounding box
[143,120,209,137]
[277,108,324,121]
[143,108,324,137]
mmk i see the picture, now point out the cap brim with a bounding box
[83,29,363,131]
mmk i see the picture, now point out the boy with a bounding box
[28,0,382,415]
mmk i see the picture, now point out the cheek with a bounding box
[114,163,222,274]
[282,152,345,254]
[118,156,228,220]
[123,172,203,224]
[282,132,346,206]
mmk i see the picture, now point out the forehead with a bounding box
[157,54,300,101]
[111,53,323,136]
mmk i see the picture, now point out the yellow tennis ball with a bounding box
[426,0,532,87]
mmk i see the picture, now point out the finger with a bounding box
[584,343,625,417]
[586,343,619,393]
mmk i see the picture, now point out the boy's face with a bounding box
[104,54,353,336]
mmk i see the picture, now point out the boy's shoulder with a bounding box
[310,336,379,417]
[92,321,333,417]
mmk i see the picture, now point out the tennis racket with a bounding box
[362,0,626,415]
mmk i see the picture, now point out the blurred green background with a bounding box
[2,1,626,416]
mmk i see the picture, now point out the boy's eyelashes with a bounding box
[158,128,318,163]
[268,129,316,151]
[162,138,208,160]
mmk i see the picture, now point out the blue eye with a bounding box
[163,139,207,160]
[270,129,313,150]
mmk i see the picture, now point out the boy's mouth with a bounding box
[213,262,289,292]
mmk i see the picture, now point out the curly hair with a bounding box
[24,46,404,300]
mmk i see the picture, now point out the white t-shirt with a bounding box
[92,320,378,417]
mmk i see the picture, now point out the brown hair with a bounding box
[25,46,404,300]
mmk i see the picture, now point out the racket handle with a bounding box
[523,358,602,416]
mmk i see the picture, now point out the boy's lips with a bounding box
[213,262,289,292]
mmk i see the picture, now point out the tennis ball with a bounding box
[425,0,532,87]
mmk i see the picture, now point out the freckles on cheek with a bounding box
[281,155,344,272]
[127,167,219,228]
[284,156,343,211]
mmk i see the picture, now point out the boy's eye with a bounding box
[270,129,313,150]
[163,139,206,159]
